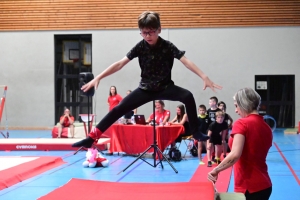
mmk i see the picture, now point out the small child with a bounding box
[207,96,221,125]
[217,101,233,158]
[207,111,228,167]
[197,104,209,165]
[206,96,221,162]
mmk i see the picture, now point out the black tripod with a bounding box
[120,100,178,173]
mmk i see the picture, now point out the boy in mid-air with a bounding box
[72,11,222,149]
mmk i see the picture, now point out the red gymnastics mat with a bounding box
[189,155,232,192]
[0,156,65,190]
[38,178,214,200]
[0,138,109,151]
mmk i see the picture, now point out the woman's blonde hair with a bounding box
[233,87,261,114]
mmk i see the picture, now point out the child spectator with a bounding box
[207,111,228,167]
[197,104,209,165]
[207,96,221,125]
[207,96,221,161]
[218,101,233,158]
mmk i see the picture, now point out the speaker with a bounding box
[79,72,95,96]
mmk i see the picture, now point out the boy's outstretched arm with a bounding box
[82,57,130,92]
[180,56,222,91]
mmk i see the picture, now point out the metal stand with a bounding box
[120,100,178,174]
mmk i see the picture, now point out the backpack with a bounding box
[190,145,198,157]
[168,148,182,162]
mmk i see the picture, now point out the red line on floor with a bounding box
[273,142,300,185]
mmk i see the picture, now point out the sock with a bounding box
[89,127,102,140]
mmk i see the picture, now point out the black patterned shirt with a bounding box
[126,37,185,91]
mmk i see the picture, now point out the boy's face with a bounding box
[198,108,206,115]
[218,104,225,111]
[216,115,224,124]
[140,27,161,46]
[209,99,217,108]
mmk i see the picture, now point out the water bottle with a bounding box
[159,118,163,126]
[131,115,135,124]
[117,118,122,124]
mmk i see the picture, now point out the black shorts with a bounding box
[209,134,222,145]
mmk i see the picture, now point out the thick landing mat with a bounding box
[189,155,232,192]
[0,156,65,190]
[38,178,214,200]
[0,138,110,151]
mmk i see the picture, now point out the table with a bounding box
[109,124,184,154]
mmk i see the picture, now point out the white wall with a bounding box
[0,27,299,128]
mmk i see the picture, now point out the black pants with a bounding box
[96,84,200,136]
[245,187,272,200]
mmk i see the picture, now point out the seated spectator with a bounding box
[126,90,137,114]
[170,104,192,145]
[146,100,170,125]
[57,108,74,138]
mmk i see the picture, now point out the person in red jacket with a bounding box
[107,86,122,111]
[57,108,75,138]
[208,87,272,200]
[146,100,170,125]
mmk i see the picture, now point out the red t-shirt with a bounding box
[229,114,272,193]
[149,110,170,124]
[108,94,123,111]
[60,116,74,127]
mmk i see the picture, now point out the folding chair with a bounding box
[177,135,198,159]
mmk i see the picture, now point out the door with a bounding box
[54,34,92,125]
[255,75,295,128]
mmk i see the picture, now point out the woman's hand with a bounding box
[203,76,222,92]
[82,78,100,92]
[208,169,219,183]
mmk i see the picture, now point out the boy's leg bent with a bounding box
[72,88,157,148]
[96,88,155,132]
[157,84,209,141]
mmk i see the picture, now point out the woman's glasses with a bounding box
[140,29,157,37]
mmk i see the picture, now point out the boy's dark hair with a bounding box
[218,101,226,111]
[138,11,161,29]
[210,96,218,104]
[198,104,206,110]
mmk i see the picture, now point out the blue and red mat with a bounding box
[0,128,299,200]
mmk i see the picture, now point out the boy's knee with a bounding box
[180,90,194,101]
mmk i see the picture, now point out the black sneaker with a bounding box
[72,137,95,148]
[207,161,212,167]
[216,159,221,165]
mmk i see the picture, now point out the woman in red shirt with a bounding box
[146,100,170,125]
[208,88,272,200]
[107,86,122,111]
[58,108,75,138]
